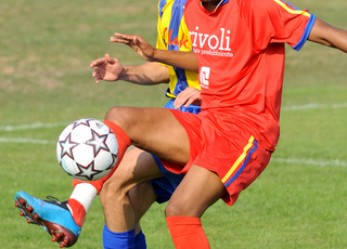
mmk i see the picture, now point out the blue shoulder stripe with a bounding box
[159,0,167,18]
[168,0,189,96]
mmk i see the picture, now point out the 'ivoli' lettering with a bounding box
[191,26,231,51]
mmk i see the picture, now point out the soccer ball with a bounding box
[56,118,118,181]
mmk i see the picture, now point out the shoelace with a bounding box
[45,195,68,207]
[46,195,61,202]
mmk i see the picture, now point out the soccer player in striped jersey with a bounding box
[14,1,200,248]
[95,0,347,248]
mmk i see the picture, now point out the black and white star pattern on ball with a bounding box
[58,134,78,159]
[72,118,92,129]
[75,161,103,181]
[86,129,111,156]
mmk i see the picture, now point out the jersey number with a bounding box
[200,66,210,89]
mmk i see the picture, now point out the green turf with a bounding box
[1,0,347,248]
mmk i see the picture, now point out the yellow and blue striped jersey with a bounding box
[156,0,200,99]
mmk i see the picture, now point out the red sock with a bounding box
[67,198,86,226]
[72,120,131,193]
[166,216,210,249]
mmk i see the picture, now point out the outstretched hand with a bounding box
[110,33,156,61]
[89,54,124,84]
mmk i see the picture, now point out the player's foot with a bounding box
[14,191,81,248]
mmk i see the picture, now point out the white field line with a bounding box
[271,157,347,168]
[0,122,68,132]
[1,103,347,166]
[282,102,347,111]
[1,102,347,132]
[0,137,55,144]
[1,136,346,168]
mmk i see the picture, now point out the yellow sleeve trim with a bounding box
[273,0,311,18]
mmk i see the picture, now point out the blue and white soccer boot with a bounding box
[14,191,81,248]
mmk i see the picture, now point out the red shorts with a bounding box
[166,109,272,206]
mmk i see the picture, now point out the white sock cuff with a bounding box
[69,183,98,212]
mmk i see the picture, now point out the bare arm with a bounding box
[152,49,199,72]
[309,18,347,53]
[89,54,169,85]
[110,33,199,72]
[120,62,169,85]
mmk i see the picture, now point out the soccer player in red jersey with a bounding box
[95,0,347,248]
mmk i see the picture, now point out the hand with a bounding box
[110,33,156,61]
[89,54,124,84]
[173,87,201,109]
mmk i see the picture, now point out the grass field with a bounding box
[1,0,347,248]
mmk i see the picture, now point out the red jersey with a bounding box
[184,0,316,151]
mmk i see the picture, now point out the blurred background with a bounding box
[1,0,347,248]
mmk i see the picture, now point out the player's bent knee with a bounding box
[99,173,132,206]
[165,197,210,217]
[105,106,142,132]
[165,202,190,217]
[99,180,128,207]
[105,106,129,127]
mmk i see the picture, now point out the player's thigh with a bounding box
[105,106,190,164]
[102,147,161,194]
[166,165,226,217]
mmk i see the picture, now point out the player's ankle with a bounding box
[67,199,86,226]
